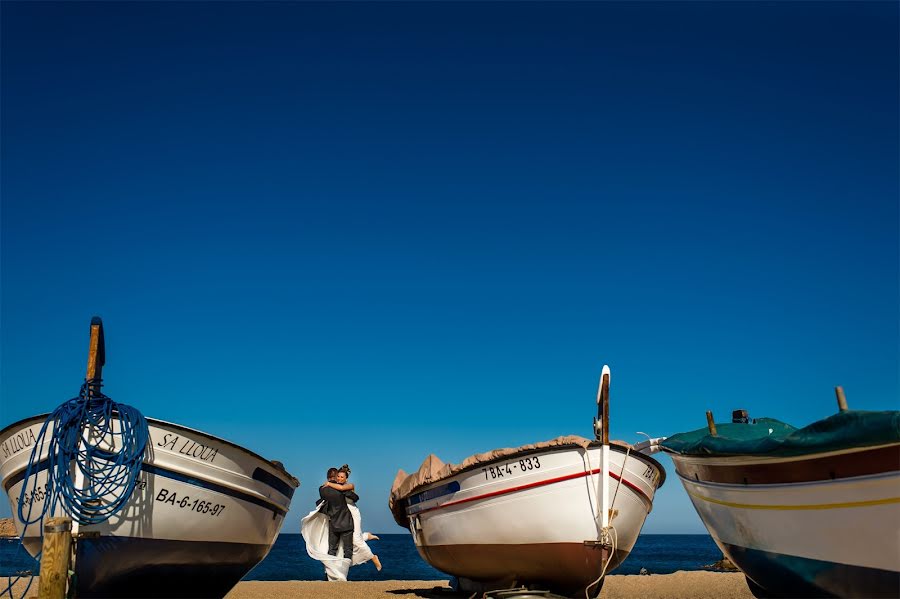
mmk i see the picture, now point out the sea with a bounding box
[0,534,724,581]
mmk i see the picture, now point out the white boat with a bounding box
[0,319,299,598]
[389,366,666,598]
[662,404,900,598]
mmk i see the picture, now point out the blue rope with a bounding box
[3,379,148,598]
[19,379,149,525]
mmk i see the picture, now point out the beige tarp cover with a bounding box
[389,435,630,528]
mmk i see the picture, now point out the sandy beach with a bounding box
[3,572,752,599]
[0,572,754,598]
[224,572,755,598]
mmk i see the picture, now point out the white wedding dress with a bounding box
[301,498,376,581]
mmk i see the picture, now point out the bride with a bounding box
[300,464,382,581]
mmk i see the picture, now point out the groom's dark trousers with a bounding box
[319,486,357,559]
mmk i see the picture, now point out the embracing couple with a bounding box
[300,464,382,581]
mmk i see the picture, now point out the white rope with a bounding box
[609,445,631,523]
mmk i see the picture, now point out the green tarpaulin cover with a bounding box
[661,410,900,457]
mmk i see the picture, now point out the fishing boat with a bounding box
[389,366,666,598]
[0,318,299,598]
[661,394,900,599]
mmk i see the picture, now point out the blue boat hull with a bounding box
[723,542,900,599]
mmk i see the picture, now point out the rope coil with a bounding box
[18,379,149,526]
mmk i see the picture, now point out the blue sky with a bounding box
[1,2,897,535]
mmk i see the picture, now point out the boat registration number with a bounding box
[642,465,660,486]
[482,456,542,480]
[15,483,49,508]
[155,487,227,517]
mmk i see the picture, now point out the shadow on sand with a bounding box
[387,587,467,598]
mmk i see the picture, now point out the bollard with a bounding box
[38,517,71,599]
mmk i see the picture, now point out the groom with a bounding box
[319,466,357,560]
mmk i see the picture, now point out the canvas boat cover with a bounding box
[661,410,900,458]
[389,435,627,529]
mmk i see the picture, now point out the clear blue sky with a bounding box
[1,1,897,534]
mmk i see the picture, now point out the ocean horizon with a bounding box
[1,533,724,581]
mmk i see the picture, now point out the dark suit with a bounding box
[319,486,357,558]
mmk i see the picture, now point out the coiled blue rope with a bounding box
[18,378,149,525]
[3,379,149,598]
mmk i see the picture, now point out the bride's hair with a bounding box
[339,464,351,476]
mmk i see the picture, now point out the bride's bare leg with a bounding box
[372,555,382,571]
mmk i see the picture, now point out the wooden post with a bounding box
[85,316,105,383]
[706,411,718,436]
[38,517,72,599]
[74,317,105,542]
[835,386,848,412]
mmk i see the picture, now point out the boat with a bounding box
[661,394,900,599]
[0,318,299,598]
[388,366,666,598]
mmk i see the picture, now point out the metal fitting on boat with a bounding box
[485,590,568,598]
[732,409,749,424]
[599,527,613,547]
[43,520,72,534]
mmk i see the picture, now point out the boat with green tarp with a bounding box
[661,406,899,598]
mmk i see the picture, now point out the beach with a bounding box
[225,572,754,598]
[2,572,753,598]
[227,572,755,598]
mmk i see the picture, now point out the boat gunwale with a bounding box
[674,467,900,490]
[408,441,666,498]
[408,462,657,518]
[665,442,900,486]
[662,441,900,466]
[0,413,299,488]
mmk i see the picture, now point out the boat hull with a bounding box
[669,444,900,598]
[74,537,271,598]
[417,542,630,595]
[403,444,663,596]
[0,415,297,598]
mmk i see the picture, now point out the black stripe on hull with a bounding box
[671,444,900,486]
[73,536,271,598]
[142,463,287,516]
[4,461,287,516]
[722,542,900,599]
[3,458,51,493]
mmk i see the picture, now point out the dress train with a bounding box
[300,502,377,581]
